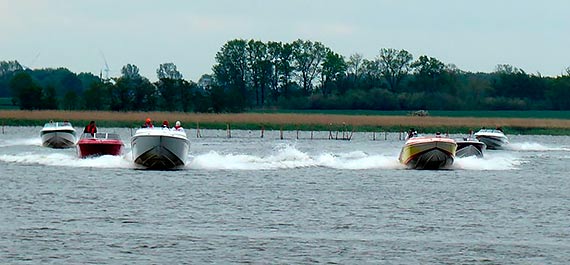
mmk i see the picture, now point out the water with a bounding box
[1,126,569,264]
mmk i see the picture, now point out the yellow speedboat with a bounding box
[399,135,457,170]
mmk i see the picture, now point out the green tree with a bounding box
[546,76,570,110]
[272,42,295,99]
[9,72,43,110]
[110,64,157,111]
[0,60,24,97]
[378,48,413,92]
[320,51,347,95]
[157,62,183,80]
[358,59,384,90]
[42,85,59,109]
[410,55,445,93]
[156,63,185,111]
[83,80,109,110]
[292,39,327,96]
[347,53,364,88]
[62,90,80,110]
[247,40,272,106]
[212,39,249,110]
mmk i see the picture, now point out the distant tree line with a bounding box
[1,39,570,112]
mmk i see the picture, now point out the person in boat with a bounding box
[142,118,154,128]
[162,120,170,129]
[83,121,97,135]
[173,121,184,132]
[407,128,418,139]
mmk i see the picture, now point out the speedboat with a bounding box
[456,135,486,158]
[77,132,124,158]
[399,135,457,170]
[474,129,509,150]
[40,121,77,148]
[131,128,190,169]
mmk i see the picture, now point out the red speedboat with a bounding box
[77,132,124,158]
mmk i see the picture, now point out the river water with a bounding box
[1,126,569,264]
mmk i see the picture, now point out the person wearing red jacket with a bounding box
[83,121,97,135]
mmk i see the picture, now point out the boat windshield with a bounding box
[477,129,504,134]
[80,132,121,140]
[44,121,73,128]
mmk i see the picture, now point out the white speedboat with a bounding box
[40,121,77,148]
[474,129,509,150]
[131,128,190,169]
[456,136,486,158]
[398,134,457,170]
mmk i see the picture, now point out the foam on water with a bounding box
[0,152,133,168]
[0,138,42,147]
[453,153,522,170]
[0,143,522,171]
[507,142,570,151]
[188,144,402,170]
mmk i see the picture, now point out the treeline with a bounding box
[2,39,570,112]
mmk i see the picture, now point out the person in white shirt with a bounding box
[173,120,185,132]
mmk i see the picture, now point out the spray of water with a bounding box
[0,152,133,168]
[453,153,522,170]
[0,143,524,171]
[0,138,42,147]
[507,142,570,151]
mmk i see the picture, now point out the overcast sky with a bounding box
[1,0,569,81]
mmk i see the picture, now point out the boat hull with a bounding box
[77,139,124,158]
[399,137,457,170]
[456,140,486,158]
[41,130,77,148]
[131,129,190,169]
[475,136,508,150]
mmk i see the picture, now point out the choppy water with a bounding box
[1,126,569,264]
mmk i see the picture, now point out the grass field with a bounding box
[1,110,570,135]
[0,98,17,110]
[252,109,570,119]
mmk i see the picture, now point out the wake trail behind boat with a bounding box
[0,138,42,147]
[1,144,522,171]
[0,152,133,168]
[507,142,570,151]
[188,145,402,170]
[453,153,522,170]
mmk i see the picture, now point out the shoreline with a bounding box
[1,110,570,135]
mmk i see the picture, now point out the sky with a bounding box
[1,0,570,81]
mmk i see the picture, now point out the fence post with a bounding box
[261,125,264,138]
[196,122,201,138]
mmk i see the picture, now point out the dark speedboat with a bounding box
[456,136,486,158]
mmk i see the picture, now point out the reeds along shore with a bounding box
[1,110,570,135]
